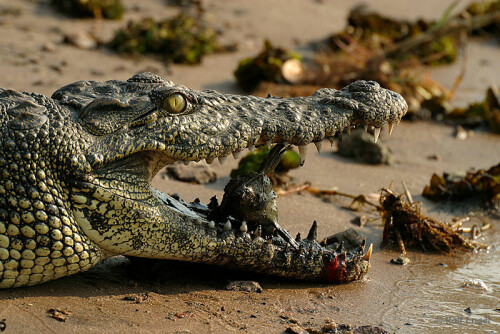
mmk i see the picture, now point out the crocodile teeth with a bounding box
[206,157,214,164]
[327,137,335,146]
[265,140,272,148]
[298,145,307,166]
[336,241,344,253]
[208,221,215,229]
[248,144,256,152]
[224,220,232,231]
[360,238,366,251]
[346,126,351,136]
[373,127,381,143]
[183,161,190,166]
[218,156,227,165]
[363,244,373,261]
[295,232,301,242]
[255,225,262,237]
[306,220,317,241]
[364,125,368,132]
[240,221,248,232]
[232,151,242,159]
[314,141,323,153]
[388,122,394,135]
[283,141,289,147]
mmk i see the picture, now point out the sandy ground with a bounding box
[0,0,499,333]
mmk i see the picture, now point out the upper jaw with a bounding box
[142,80,408,164]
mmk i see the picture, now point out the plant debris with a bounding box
[47,308,73,322]
[52,0,124,19]
[422,162,500,204]
[442,84,500,133]
[108,13,221,64]
[236,1,500,123]
[380,188,487,254]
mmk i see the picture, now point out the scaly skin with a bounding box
[0,72,407,288]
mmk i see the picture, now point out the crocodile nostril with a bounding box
[347,80,381,93]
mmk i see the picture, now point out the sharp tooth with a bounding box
[295,232,302,242]
[194,218,203,225]
[314,141,323,153]
[224,220,232,231]
[363,244,373,261]
[298,145,307,166]
[328,137,335,146]
[338,132,343,142]
[248,144,256,152]
[336,241,344,253]
[240,221,248,232]
[373,127,381,143]
[346,127,351,136]
[232,151,242,159]
[388,122,394,135]
[360,238,366,251]
[218,156,227,165]
[183,161,190,166]
[208,221,215,229]
[364,125,368,132]
[206,157,214,164]
[254,225,262,237]
[306,221,317,241]
[283,141,289,147]
[265,140,272,148]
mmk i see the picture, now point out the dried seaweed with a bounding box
[441,84,500,133]
[235,1,500,120]
[422,163,500,203]
[52,0,124,20]
[108,14,220,64]
[380,188,487,254]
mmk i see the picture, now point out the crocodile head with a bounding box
[0,72,406,287]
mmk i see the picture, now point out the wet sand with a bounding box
[0,0,499,333]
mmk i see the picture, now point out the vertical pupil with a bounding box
[164,94,185,113]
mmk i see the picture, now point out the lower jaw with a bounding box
[152,189,372,283]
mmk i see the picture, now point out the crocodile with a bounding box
[0,72,407,288]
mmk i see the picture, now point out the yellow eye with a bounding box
[163,93,186,114]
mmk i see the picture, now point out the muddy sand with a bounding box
[0,0,499,333]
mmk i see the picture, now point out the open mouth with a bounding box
[96,142,372,282]
[72,141,372,283]
[66,77,409,283]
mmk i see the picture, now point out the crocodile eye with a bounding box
[162,93,186,114]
